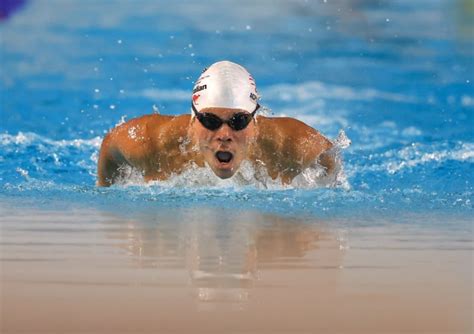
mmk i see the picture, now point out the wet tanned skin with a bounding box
[97,108,334,186]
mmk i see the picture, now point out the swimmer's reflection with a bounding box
[105,210,342,306]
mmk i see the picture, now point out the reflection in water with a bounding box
[106,209,342,308]
[2,207,471,332]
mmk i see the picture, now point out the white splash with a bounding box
[128,126,137,139]
[116,115,127,126]
[113,164,146,186]
[0,132,102,148]
[116,130,351,190]
[386,142,474,174]
[0,131,350,190]
[16,167,29,179]
[1,132,102,179]
[127,125,145,142]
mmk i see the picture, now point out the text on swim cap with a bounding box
[193,84,207,94]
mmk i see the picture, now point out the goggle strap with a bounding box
[191,103,260,117]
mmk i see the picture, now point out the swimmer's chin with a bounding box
[209,161,239,179]
[212,167,236,179]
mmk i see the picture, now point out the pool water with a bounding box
[1,0,473,220]
[1,0,473,333]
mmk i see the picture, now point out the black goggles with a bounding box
[192,103,260,131]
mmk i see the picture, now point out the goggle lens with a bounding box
[228,113,253,131]
[197,113,223,131]
[192,103,259,131]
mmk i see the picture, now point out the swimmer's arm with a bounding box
[296,121,335,176]
[305,125,337,177]
[258,117,336,182]
[97,118,152,186]
[97,132,127,187]
[279,133,335,184]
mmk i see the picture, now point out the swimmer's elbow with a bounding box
[97,149,115,187]
[97,133,124,187]
[97,152,123,187]
[96,177,111,187]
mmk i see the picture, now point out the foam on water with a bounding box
[0,132,101,184]
[108,129,350,190]
[344,141,474,176]
[1,126,471,222]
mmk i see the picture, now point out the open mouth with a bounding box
[215,151,233,164]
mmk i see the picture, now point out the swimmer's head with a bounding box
[191,60,260,114]
[189,61,259,179]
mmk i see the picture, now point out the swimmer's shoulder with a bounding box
[257,115,314,133]
[103,114,191,156]
[107,114,190,140]
[256,115,332,150]
[152,114,191,138]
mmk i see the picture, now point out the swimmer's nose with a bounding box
[216,124,233,142]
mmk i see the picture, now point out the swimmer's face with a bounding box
[190,107,257,179]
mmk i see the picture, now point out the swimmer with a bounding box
[97,60,335,186]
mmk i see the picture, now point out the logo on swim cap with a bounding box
[192,84,207,94]
[191,61,259,113]
[192,94,201,105]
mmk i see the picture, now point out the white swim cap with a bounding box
[191,61,260,113]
